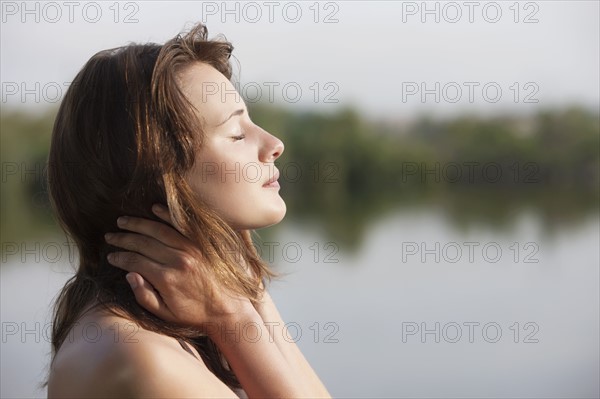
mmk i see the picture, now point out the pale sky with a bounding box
[1,0,599,119]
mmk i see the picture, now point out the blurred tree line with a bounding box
[1,105,598,250]
[251,105,599,246]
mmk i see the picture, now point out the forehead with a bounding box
[177,62,243,126]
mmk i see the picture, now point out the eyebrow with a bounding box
[216,108,244,127]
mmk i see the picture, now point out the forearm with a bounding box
[208,308,310,398]
[254,291,331,398]
[106,210,328,397]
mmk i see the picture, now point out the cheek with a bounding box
[191,167,285,229]
[190,159,255,210]
[191,165,238,202]
[186,147,285,228]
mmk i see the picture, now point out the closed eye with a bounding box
[232,134,246,141]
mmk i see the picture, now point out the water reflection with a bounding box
[266,208,600,398]
[2,205,598,398]
[279,187,599,251]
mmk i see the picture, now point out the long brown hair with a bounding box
[47,22,273,388]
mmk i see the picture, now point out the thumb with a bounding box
[125,272,170,319]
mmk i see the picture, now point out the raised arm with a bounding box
[253,289,331,397]
[105,204,331,398]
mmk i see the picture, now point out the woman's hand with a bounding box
[105,204,331,398]
[105,204,254,331]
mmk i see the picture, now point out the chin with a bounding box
[268,200,287,225]
[230,198,286,230]
[257,198,287,228]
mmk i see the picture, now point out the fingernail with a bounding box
[107,253,115,262]
[117,216,128,226]
[152,204,161,214]
[104,233,114,241]
[126,273,138,289]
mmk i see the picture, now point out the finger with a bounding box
[107,251,164,288]
[105,232,173,265]
[152,204,188,238]
[125,272,172,320]
[151,203,174,225]
[116,215,185,249]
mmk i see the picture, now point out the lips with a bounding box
[262,170,280,187]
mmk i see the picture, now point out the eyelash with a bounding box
[232,134,246,141]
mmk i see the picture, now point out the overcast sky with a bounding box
[1,1,599,120]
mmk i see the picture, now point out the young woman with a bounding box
[46,22,331,398]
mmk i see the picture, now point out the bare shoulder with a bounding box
[48,308,237,398]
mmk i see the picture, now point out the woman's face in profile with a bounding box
[180,62,286,230]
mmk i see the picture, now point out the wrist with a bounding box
[254,290,280,321]
[205,306,261,343]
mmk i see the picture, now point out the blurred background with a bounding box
[1,1,598,397]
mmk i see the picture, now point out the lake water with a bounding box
[1,207,598,398]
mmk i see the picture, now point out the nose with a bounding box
[259,127,284,163]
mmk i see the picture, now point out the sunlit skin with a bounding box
[182,63,286,230]
[48,63,330,397]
